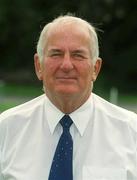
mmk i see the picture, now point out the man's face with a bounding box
[35,23,101,101]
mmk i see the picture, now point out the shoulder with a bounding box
[0,94,47,152]
[0,94,46,149]
[92,93,137,132]
[0,94,46,124]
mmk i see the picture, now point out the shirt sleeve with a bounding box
[131,113,137,170]
[128,112,137,171]
[135,114,137,170]
[0,156,4,180]
[0,115,6,180]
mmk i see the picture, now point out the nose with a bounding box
[60,53,74,71]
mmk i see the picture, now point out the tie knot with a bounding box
[60,115,73,130]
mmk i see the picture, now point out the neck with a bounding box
[46,93,91,114]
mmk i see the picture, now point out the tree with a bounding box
[0,0,137,92]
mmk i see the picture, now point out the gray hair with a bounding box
[36,14,99,64]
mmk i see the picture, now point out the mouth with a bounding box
[56,77,77,82]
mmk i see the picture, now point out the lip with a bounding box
[56,77,77,81]
[56,77,77,79]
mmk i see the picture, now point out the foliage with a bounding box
[0,0,137,92]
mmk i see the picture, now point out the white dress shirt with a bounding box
[0,93,137,180]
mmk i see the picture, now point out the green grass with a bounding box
[0,84,42,97]
[0,84,137,113]
[0,84,43,112]
[118,93,137,104]
[0,103,19,112]
[95,88,137,104]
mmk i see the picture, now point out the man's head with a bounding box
[34,14,102,112]
[36,15,99,64]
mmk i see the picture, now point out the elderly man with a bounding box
[0,15,137,180]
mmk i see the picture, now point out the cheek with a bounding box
[78,63,93,80]
[42,61,62,86]
[43,60,58,75]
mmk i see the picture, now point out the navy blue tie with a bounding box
[48,115,73,180]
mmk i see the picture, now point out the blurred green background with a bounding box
[0,0,137,113]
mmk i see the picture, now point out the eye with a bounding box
[47,50,63,58]
[50,52,62,57]
[75,54,84,58]
[72,52,87,60]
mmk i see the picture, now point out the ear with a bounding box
[34,53,43,81]
[92,58,102,82]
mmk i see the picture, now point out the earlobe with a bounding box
[34,53,43,81]
[92,58,102,82]
[92,72,97,82]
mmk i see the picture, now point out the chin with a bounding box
[55,88,79,96]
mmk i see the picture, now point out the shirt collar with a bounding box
[45,96,64,134]
[70,94,94,136]
[45,94,94,136]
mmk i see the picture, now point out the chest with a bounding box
[1,120,136,180]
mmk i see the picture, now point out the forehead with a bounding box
[50,21,89,33]
[45,22,91,49]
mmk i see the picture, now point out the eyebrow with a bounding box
[47,48,89,56]
[46,49,63,56]
[48,49,62,52]
[71,49,87,54]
